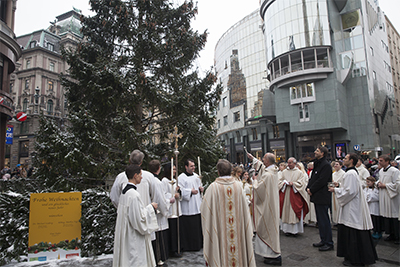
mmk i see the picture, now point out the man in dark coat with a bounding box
[307,146,333,251]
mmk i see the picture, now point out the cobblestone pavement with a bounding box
[6,225,400,266]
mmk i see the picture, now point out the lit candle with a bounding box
[171,157,174,180]
[198,156,201,177]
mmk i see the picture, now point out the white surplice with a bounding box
[113,184,158,267]
[378,166,400,218]
[178,172,202,215]
[161,177,182,218]
[334,168,373,230]
[331,169,345,224]
[356,165,370,188]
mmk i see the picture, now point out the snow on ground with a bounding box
[3,254,114,267]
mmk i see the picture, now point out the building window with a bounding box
[222,97,227,107]
[47,43,54,52]
[22,98,28,112]
[217,119,220,129]
[236,131,241,143]
[370,47,374,56]
[234,111,240,122]
[26,59,31,69]
[48,81,54,91]
[299,104,310,122]
[25,79,30,90]
[20,122,29,135]
[252,128,258,140]
[290,83,316,105]
[29,41,36,48]
[47,99,53,115]
[49,62,55,72]
[373,71,377,80]
[19,140,29,157]
[9,82,13,93]
[223,115,228,126]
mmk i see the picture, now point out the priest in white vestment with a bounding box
[377,155,400,242]
[329,153,377,266]
[247,152,281,266]
[178,159,203,251]
[113,164,159,267]
[279,157,309,236]
[201,159,255,267]
[331,161,345,225]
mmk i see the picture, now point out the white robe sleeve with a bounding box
[335,171,359,207]
[129,201,158,236]
[178,174,192,202]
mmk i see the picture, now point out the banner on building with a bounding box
[28,192,82,262]
[6,125,13,144]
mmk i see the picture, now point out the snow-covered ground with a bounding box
[3,254,114,267]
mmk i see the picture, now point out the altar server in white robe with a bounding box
[110,150,168,242]
[113,164,159,267]
[377,155,400,242]
[162,163,183,257]
[329,153,377,266]
[149,160,172,265]
[331,161,345,225]
[178,159,203,251]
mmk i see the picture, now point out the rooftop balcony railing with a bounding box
[268,46,334,88]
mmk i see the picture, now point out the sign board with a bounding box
[353,144,360,151]
[6,125,13,144]
[28,192,82,262]
[16,112,27,122]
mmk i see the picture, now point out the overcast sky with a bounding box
[14,0,400,75]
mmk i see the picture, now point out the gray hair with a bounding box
[264,153,276,165]
[288,157,297,164]
[129,150,144,165]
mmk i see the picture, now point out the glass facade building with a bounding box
[215,10,271,163]
[259,0,399,160]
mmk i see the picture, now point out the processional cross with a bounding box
[168,126,183,152]
[168,126,183,254]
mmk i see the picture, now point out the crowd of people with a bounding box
[1,164,34,180]
[110,148,400,267]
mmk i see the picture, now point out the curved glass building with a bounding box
[258,0,399,160]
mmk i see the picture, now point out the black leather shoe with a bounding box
[312,241,324,247]
[319,244,334,251]
[263,256,282,266]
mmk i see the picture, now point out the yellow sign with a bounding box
[28,192,82,247]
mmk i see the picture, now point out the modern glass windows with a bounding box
[299,104,310,122]
[290,83,316,105]
[263,0,331,62]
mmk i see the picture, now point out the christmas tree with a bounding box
[33,0,223,186]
